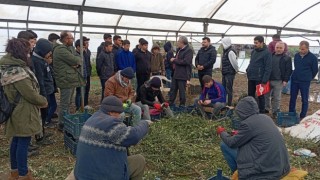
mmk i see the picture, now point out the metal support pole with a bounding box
[175,32,178,42]
[7,22,9,40]
[203,22,208,37]
[78,10,85,111]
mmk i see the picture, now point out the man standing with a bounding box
[164,41,174,88]
[195,37,217,89]
[135,39,151,90]
[150,44,165,76]
[246,36,272,113]
[289,41,318,119]
[265,42,292,117]
[194,75,226,119]
[169,36,193,107]
[116,40,136,72]
[268,34,288,54]
[96,41,116,101]
[218,96,290,179]
[53,31,85,131]
[221,37,238,106]
[83,37,92,106]
[112,35,122,59]
[96,33,112,59]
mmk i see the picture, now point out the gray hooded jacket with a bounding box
[221,96,290,180]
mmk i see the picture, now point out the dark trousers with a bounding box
[248,80,265,112]
[136,74,150,91]
[199,72,212,89]
[85,76,90,106]
[75,87,83,110]
[169,78,187,106]
[100,78,107,102]
[289,81,310,118]
[46,93,57,123]
[10,136,31,176]
[222,74,235,106]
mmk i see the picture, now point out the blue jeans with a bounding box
[46,93,57,123]
[220,142,238,173]
[289,81,310,118]
[75,87,83,111]
[165,68,172,88]
[10,137,31,176]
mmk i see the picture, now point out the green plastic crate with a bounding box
[63,111,91,139]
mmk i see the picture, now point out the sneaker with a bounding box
[28,149,39,157]
[44,122,55,129]
[28,144,39,151]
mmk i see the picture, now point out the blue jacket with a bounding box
[116,49,136,72]
[291,51,318,83]
[74,110,149,180]
[200,81,226,104]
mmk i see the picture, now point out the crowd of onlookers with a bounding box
[0,29,318,179]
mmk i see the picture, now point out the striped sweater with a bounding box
[74,110,149,180]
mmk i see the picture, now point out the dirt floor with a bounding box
[1,72,320,179]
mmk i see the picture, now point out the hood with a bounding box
[0,54,26,67]
[235,96,259,120]
[163,42,172,52]
[151,44,160,51]
[34,38,53,58]
[221,37,231,49]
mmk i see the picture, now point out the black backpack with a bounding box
[0,73,21,124]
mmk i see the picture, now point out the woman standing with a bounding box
[0,38,47,180]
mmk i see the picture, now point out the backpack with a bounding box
[0,71,21,124]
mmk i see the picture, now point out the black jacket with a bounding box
[96,50,116,80]
[221,97,290,180]
[32,54,55,97]
[271,53,292,82]
[136,81,165,106]
[135,49,151,75]
[164,42,174,70]
[172,45,193,80]
[195,45,216,73]
[246,44,272,84]
[96,42,104,60]
[84,49,92,77]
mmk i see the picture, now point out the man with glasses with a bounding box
[169,36,193,107]
[53,31,85,131]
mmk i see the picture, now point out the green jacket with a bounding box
[0,54,47,137]
[52,43,85,89]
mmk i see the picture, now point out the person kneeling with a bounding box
[136,77,174,119]
[194,75,226,119]
[74,96,152,180]
[217,96,290,179]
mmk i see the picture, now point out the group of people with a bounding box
[0,28,318,180]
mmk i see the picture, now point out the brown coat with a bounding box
[104,72,135,102]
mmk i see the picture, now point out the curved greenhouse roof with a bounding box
[0,0,320,52]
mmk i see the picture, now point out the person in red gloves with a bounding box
[136,77,174,119]
[217,96,290,179]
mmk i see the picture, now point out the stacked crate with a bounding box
[63,111,92,155]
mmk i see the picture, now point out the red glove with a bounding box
[162,102,169,108]
[216,126,226,135]
[231,130,239,136]
[153,103,162,110]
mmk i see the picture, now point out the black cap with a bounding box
[120,67,134,79]
[100,96,124,113]
[149,77,161,89]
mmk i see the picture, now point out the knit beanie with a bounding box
[120,67,134,79]
[149,77,161,89]
[34,38,53,58]
[100,95,124,113]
